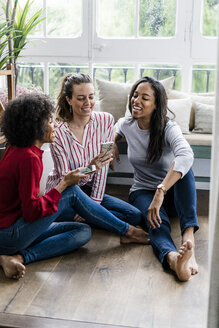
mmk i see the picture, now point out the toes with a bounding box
[179,246,186,255]
[192,268,198,275]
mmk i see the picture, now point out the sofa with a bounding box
[0,77,213,192]
[95,77,213,190]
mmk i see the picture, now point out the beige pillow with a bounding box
[96,76,175,122]
[192,102,214,134]
[167,98,192,134]
[166,90,215,131]
[125,95,131,118]
[190,95,215,131]
[96,79,132,122]
[166,89,189,99]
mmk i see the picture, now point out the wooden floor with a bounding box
[0,187,209,328]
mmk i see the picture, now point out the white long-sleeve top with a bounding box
[115,117,194,193]
[46,111,114,202]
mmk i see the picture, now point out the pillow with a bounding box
[166,90,215,130]
[166,89,189,99]
[124,95,131,118]
[96,76,175,122]
[96,79,132,122]
[167,98,192,134]
[192,102,214,134]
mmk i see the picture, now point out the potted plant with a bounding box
[0,0,45,84]
[0,16,14,69]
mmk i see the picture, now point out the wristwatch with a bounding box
[157,183,167,195]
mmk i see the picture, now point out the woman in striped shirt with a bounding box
[46,73,143,227]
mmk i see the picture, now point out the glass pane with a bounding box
[202,0,219,36]
[13,0,44,37]
[93,64,135,97]
[97,0,135,37]
[139,0,177,37]
[140,65,181,90]
[47,0,82,37]
[49,64,89,100]
[17,62,44,91]
[192,65,216,92]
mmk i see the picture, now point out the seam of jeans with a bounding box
[70,191,128,235]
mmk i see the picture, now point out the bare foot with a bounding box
[0,254,25,280]
[182,227,198,275]
[120,225,150,245]
[189,252,199,275]
[167,240,193,281]
[73,214,86,222]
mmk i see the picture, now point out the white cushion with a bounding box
[167,98,192,134]
[96,76,175,122]
[166,90,215,131]
[192,102,214,134]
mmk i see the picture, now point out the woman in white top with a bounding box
[114,76,199,281]
[46,73,143,227]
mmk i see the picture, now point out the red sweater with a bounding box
[0,145,61,228]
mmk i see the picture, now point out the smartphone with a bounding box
[78,165,96,175]
[100,142,114,155]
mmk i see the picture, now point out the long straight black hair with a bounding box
[128,76,172,164]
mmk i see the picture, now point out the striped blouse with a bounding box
[45,111,114,203]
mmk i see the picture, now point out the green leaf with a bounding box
[0,0,45,65]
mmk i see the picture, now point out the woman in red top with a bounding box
[0,93,149,280]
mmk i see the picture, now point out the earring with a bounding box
[69,105,72,113]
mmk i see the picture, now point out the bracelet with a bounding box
[157,183,167,195]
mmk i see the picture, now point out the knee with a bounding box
[136,209,143,222]
[127,207,143,226]
[79,224,92,244]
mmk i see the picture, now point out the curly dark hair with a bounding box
[57,73,93,122]
[128,76,174,164]
[2,93,55,147]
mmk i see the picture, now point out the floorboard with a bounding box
[0,186,209,328]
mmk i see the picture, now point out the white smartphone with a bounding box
[78,165,96,175]
[100,142,114,155]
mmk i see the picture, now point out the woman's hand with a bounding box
[55,168,87,193]
[147,190,165,229]
[63,169,88,186]
[89,152,113,171]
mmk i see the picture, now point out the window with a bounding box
[96,0,177,38]
[97,0,136,38]
[17,63,44,90]
[46,0,82,37]
[16,0,218,96]
[202,0,219,36]
[49,63,88,99]
[192,65,216,92]
[139,0,176,37]
[18,0,82,38]
[139,64,181,89]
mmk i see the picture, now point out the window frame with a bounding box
[16,0,218,94]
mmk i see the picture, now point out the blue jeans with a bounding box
[81,185,142,226]
[129,169,199,266]
[0,185,129,264]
